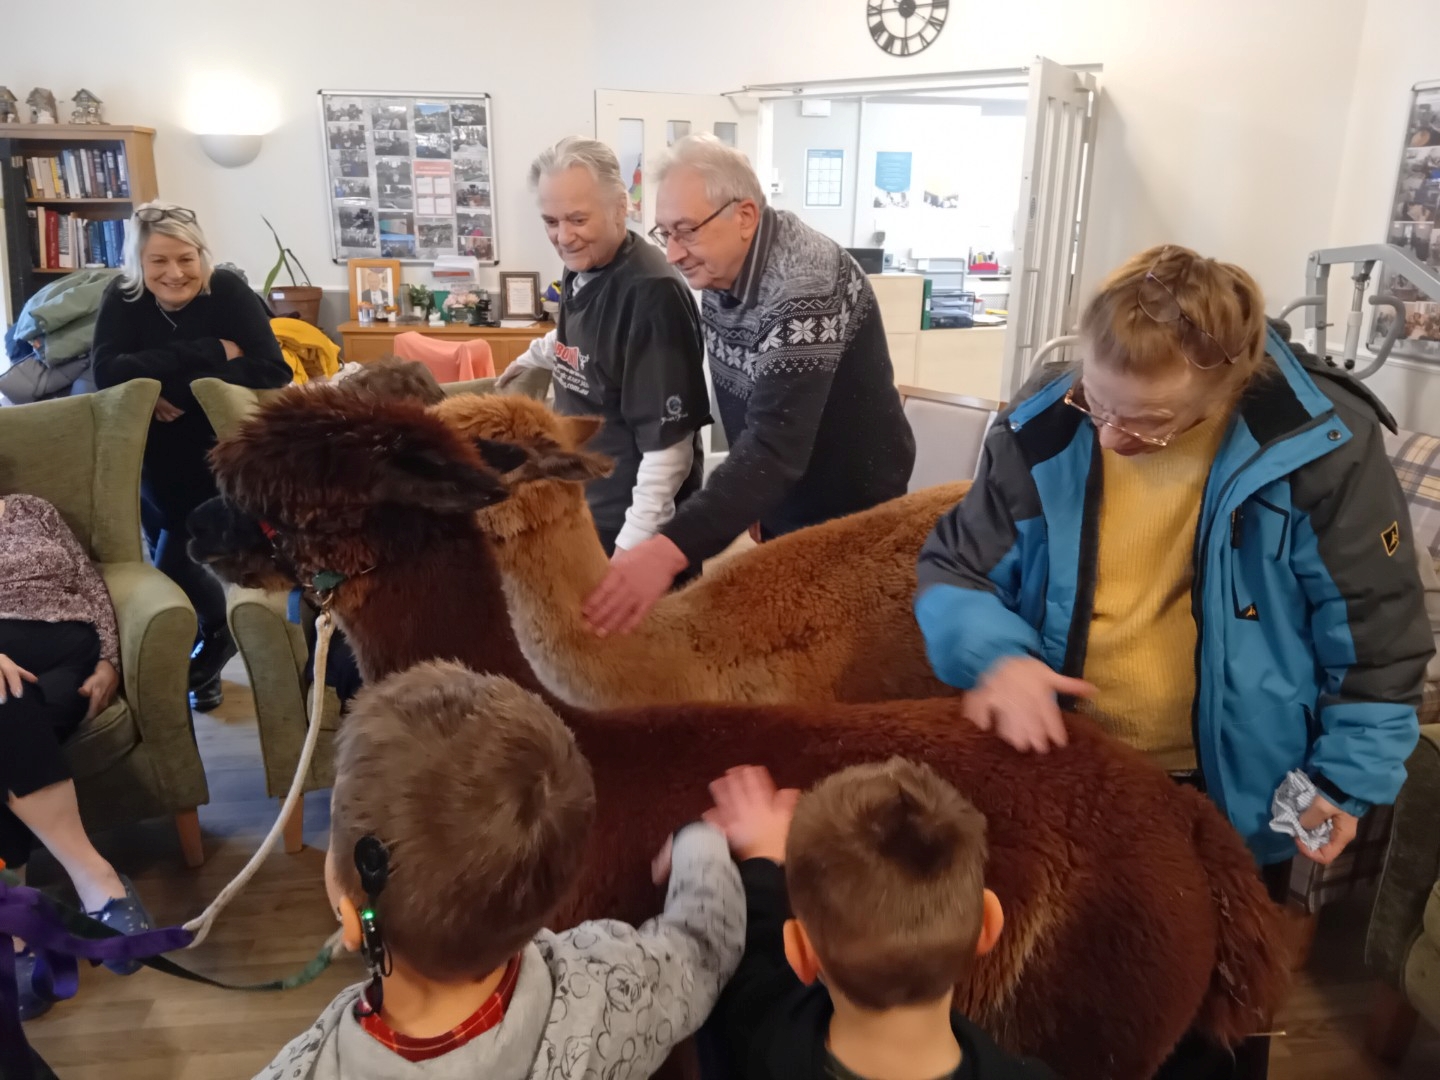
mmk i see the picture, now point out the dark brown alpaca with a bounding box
[196,386,1290,1080]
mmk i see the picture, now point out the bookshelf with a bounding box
[0,124,158,317]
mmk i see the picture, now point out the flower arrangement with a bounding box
[443,288,486,325]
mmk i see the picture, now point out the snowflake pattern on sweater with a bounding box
[703,214,874,400]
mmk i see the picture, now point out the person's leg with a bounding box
[153,524,235,707]
[153,526,229,642]
[0,621,127,912]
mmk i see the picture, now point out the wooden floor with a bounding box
[18,660,1440,1079]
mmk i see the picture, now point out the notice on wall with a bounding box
[1372,82,1440,360]
[321,90,496,265]
[873,150,913,208]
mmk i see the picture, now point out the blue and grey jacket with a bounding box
[915,325,1432,863]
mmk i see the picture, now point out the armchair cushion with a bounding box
[63,700,137,779]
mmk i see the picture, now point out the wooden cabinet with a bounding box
[337,320,549,372]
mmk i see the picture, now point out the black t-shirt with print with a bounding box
[552,231,711,551]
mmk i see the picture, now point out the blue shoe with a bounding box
[88,875,154,976]
[14,950,51,1020]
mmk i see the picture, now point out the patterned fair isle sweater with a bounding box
[661,207,916,563]
[0,493,119,664]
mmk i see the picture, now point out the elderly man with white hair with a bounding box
[500,136,710,563]
[584,134,916,636]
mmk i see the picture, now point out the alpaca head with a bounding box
[431,393,613,542]
[199,384,520,588]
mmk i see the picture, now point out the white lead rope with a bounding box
[181,607,337,948]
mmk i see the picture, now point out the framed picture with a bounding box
[348,258,402,320]
[1369,79,1440,362]
[500,271,542,321]
[319,90,498,265]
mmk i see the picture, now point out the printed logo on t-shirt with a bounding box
[662,394,690,425]
[556,341,590,370]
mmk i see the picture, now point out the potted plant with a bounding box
[404,283,433,324]
[261,217,323,326]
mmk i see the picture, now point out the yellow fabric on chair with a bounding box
[270,317,340,384]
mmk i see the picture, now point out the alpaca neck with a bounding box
[336,526,551,702]
[497,501,612,617]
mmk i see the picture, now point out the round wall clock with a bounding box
[866,0,949,58]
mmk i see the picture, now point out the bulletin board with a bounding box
[318,89,498,265]
[1371,80,1440,360]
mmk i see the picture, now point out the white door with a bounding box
[1000,58,1099,400]
[595,91,760,462]
[594,90,761,237]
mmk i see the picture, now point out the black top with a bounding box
[552,232,710,551]
[718,859,1057,1080]
[662,208,915,563]
[92,269,290,526]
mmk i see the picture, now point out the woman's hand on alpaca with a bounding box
[705,766,800,865]
[0,653,38,703]
[220,338,243,360]
[964,656,1095,754]
[78,659,120,721]
[1295,794,1358,865]
[583,535,689,637]
[153,396,185,422]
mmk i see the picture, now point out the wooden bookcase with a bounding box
[0,124,158,317]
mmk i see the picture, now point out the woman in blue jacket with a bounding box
[915,245,1431,1075]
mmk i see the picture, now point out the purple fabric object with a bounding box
[0,875,192,1080]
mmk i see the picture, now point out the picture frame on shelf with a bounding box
[499,271,542,321]
[347,257,401,320]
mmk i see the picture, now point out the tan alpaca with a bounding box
[433,393,968,709]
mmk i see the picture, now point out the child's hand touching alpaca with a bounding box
[705,766,801,865]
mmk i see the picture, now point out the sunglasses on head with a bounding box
[135,206,197,225]
[1136,247,1239,370]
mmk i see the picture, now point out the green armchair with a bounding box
[0,379,209,866]
[1366,725,1440,1063]
[191,366,549,851]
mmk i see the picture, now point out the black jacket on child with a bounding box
[717,859,1058,1080]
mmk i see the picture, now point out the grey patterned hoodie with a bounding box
[253,824,743,1080]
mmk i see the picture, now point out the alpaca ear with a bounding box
[511,448,615,485]
[473,437,533,474]
[562,415,605,448]
[377,445,511,513]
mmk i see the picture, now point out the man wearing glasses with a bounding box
[584,134,915,637]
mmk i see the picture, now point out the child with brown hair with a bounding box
[256,661,744,1079]
[705,759,1055,1080]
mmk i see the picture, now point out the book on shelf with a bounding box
[23,147,130,200]
[27,206,128,271]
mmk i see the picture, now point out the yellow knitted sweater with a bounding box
[1083,411,1229,771]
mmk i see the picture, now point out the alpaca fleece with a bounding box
[433,392,966,708]
[204,386,1291,1080]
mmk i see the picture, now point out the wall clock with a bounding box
[866,0,949,57]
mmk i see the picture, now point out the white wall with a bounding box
[852,100,1025,262]
[0,0,595,293]
[1326,0,1440,432]
[0,0,1412,407]
[593,0,1365,303]
[769,99,861,245]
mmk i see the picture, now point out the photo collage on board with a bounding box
[326,95,495,262]
[1375,87,1440,355]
